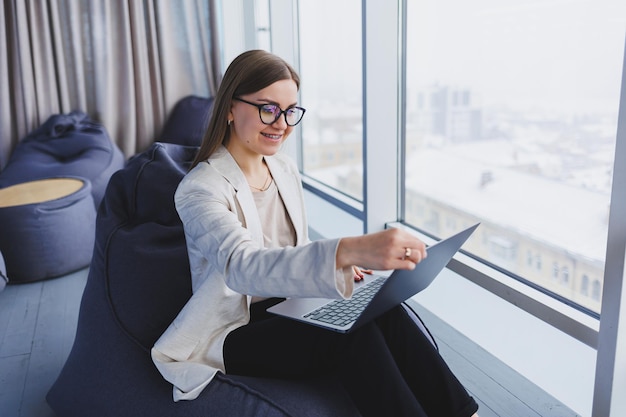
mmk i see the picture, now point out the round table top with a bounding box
[0,178,85,208]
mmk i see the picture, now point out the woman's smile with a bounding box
[261,132,283,141]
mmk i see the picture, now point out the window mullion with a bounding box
[363,0,401,233]
[593,35,626,417]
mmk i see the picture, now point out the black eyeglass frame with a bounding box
[233,97,306,126]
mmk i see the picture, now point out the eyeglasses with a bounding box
[233,97,306,126]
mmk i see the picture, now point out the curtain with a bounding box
[0,0,221,168]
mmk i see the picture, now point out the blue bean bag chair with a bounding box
[0,111,124,208]
[159,95,214,147]
[0,177,96,282]
[47,142,361,417]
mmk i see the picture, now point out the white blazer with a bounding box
[151,146,353,401]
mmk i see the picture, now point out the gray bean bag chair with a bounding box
[47,142,361,416]
[0,110,124,208]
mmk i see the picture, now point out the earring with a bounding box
[227,119,232,126]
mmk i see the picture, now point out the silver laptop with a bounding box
[267,223,479,333]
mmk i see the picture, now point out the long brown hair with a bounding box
[190,50,301,169]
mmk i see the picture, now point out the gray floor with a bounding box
[0,268,87,417]
[406,300,581,417]
[0,267,580,417]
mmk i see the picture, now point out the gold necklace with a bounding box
[248,168,272,192]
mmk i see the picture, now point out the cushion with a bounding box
[0,177,96,282]
[159,95,214,147]
[105,142,196,349]
[0,110,125,207]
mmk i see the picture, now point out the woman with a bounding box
[152,49,479,417]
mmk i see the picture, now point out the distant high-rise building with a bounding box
[409,85,482,143]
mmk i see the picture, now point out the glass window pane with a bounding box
[298,0,363,201]
[255,0,271,50]
[404,0,626,314]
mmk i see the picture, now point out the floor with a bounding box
[407,301,581,417]
[0,268,87,417]
[0,267,580,417]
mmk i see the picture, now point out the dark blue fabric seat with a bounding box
[0,110,124,208]
[0,177,96,282]
[159,95,215,147]
[47,142,361,417]
[0,111,123,283]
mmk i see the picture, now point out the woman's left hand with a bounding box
[353,265,373,282]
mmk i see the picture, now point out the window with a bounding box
[581,274,590,296]
[561,266,570,286]
[233,1,626,414]
[254,0,271,50]
[403,0,626,314]
[552,262,560,281]
[297,0,363,201]
[592,279,602,301]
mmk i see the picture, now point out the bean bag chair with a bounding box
[159,95,214,147]
[0,177,96,282]
[0,110,124,208]
[47,142,361,417]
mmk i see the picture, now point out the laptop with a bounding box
[267,223,479,333]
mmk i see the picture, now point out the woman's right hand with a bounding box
[336,228,427,272]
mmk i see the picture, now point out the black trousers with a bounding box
[224,299,478,417]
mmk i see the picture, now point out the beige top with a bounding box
[0,178,83,208]
[252,179,296,249]
[251,179,296,304]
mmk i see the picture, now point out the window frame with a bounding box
[593,35,626,417]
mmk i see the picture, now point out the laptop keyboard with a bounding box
[304,276,386,327]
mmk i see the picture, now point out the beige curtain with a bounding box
[0,0,221,168]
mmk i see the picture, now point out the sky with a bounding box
[406,0,626,114]
[298,0,626,115]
